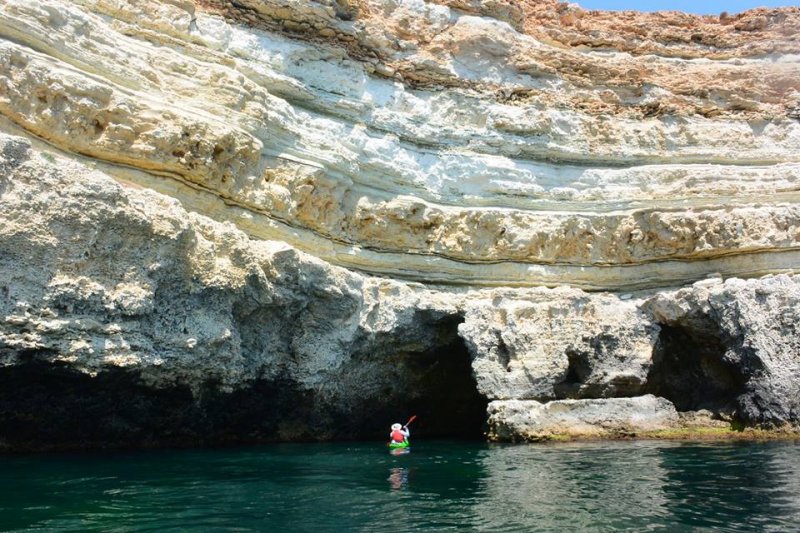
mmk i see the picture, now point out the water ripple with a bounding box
[1,440,799,531]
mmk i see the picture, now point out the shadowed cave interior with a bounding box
[349,315,489,441]
[405,335,489,439]
[377,336,488,440]
[0,317,489,450]
[645,324,746,418]
[0,353,320,451]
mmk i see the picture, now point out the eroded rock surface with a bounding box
[0,0,799,448]
[487,395,680,441]
[644,275,800,428]
[0,132,487,448]
[460,289,657,401]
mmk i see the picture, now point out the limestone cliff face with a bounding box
[0,0,799,449]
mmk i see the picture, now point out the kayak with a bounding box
[388,441,409,449]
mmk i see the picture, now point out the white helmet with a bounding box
[391,423,402,430]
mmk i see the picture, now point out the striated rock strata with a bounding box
[1,0,799,449]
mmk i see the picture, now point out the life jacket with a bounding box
[391,429,406,443]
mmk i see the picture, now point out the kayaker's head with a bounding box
[391,423,402,431]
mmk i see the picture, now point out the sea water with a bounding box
[1,440,799,531]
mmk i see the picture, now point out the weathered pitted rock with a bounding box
[459,289,657,401]
[0,132,484,447]
[0,0,799,289]
[0,0,799,448]
[644,274,800,428]
[465,274,800,435]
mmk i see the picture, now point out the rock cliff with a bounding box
[1,0,799,449]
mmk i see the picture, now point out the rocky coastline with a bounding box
[1,0,799,450]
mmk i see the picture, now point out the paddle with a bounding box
[404,415,417,428]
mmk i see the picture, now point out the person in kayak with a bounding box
[389,422,410,445]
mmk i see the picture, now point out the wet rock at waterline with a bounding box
[1,0,800,449]
[487,395,681,441]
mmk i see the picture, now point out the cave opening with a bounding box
[356,316,489,441]
[645,324,746,417]
[0,317,491,450]
[0,356,319,450]
[403,335,489,440]
[553,347,593,399]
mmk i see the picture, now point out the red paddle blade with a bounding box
[405,415,417,427]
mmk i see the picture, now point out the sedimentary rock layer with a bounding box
[1,0,799,289]
[1,0,800,448]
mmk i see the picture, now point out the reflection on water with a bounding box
[387,467,409,491]
[1,440,799,531]
[471,442,672,530]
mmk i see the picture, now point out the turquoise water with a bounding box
[2,440,799,531]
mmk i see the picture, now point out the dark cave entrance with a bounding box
[0,317,490,451]
[403,335,489,439]
[644,324,746,417]
[0,356,319,451]
[358,316,489,440]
